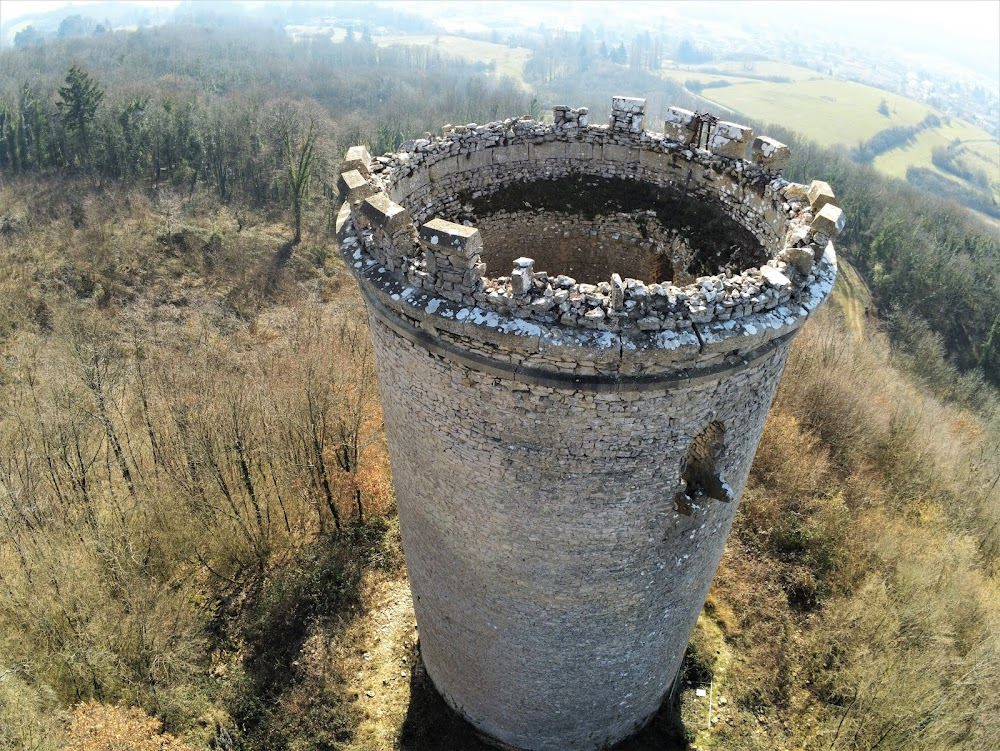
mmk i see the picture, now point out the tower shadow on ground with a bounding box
[399,645,690,751]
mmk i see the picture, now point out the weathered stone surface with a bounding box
[779,246,815,275]
[601,142,640,163]
[361,193,409,232]
[342,144,372,176]
[709,120,753,160]
[338,169,375,204]
[783,182,809,201]
[811,203,846,237]
[611,95,646,133]
[530,141,568,161]
[664,106,695,142]
[807,180,838,212]
[752,136,789,171]
[493,143,530,163]
[419,218,483,257]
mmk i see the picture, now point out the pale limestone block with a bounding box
[338,169,375,204]
[493,143,530,163]
[708,121,753,160]
[751,136,789,171]
[419,218,483,262]
[530,141,568,161]
[601,143,640,164]
[428,156,460,182]
[807,180,838,212]
[342,144,372,176]
[457,148,492,172]
[783,182,809,201]
[612,95,647,114]
[361,193,409,233]
[811,203,846,237]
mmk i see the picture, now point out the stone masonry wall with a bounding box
[368,308,793,751]
[474,210,679,282]
[337,97,842,751]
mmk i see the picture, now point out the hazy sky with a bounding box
[0,0,177,19]
[1,0,997,80]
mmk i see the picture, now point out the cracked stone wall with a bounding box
[336,96,842,751]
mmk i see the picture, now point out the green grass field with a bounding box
[375,35,532,86]
[662,69,934,145]
[659,60,999,205]
[874,118,1000,183]
[676,59,821,82]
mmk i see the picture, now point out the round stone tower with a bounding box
[336,97,842,751]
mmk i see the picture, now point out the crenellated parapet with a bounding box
[336,97,841,378]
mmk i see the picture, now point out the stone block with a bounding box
[338,169,375,204]
[428,156,460,182]
[663,107,695,143]
[457,148,493,172]
[511,265,533,296]
[806,180,838,212]
[493,143,530,164]
[342,145,372,177]
[568,141,594,160]
[751,136,789,172]
[811,203,846,237]
[602,143,640,164]
[782,182,809,201]
[361,193,410,233]
[610,274,625,311]
[639,148,675,172]
[708,121,753,160]
[390,170,431,203]
[778,246,815,275]
[530,141,568,161]
[612,96,646,114]
[419,218,483,262]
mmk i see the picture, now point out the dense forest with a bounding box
[0,14,998,751]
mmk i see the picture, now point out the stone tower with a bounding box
[336,98,842,751]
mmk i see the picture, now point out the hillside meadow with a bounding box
[1,171,997,750]
[658,60,1000,197]
[375,34,534,87]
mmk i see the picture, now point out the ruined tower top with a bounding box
[338,97,841,387]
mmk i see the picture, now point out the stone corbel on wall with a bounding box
[342,145,372,177]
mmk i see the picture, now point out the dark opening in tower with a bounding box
[675,421,733,516]
[454,175,769,286]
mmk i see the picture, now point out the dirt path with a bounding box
[830,257,872,340]
[337,573,418,751]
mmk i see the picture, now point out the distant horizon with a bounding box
[1,0,998,82]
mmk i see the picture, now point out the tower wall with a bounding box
[337,98,841,750]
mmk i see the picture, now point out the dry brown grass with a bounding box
[2,172,999,751]
[688,305,1000,751]
[66,702,196,751]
